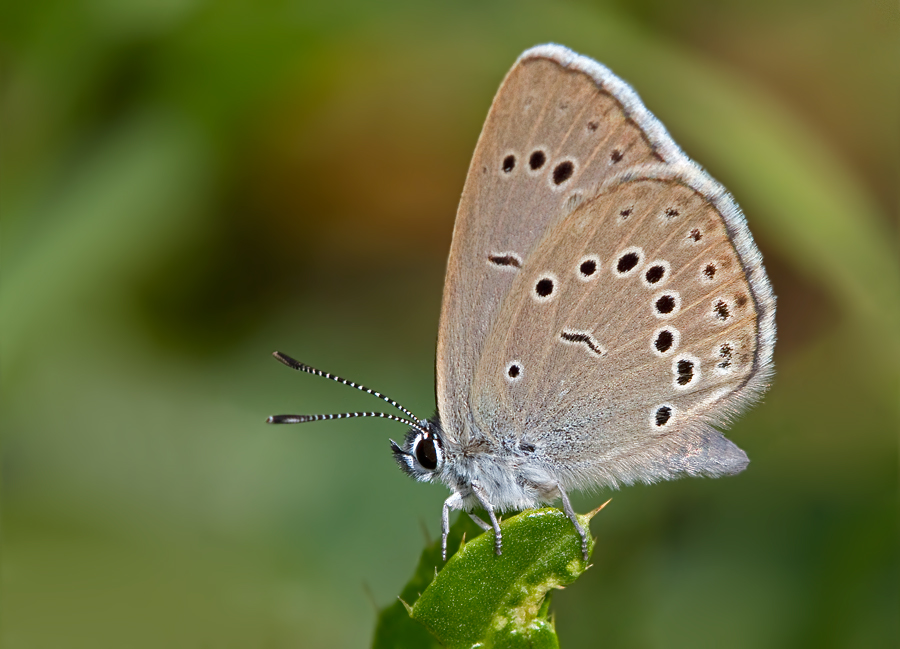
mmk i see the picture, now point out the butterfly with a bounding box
[268,44,776,561]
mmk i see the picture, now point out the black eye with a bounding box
[415,435,439,470]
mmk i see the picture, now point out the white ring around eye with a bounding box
[413,432,444,472]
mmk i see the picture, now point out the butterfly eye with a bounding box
[414,434,441,471]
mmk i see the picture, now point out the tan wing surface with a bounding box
[436,47,669,444]
[473,172,774,488]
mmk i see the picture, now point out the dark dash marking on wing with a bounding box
[560,330,605,356]
[488,253,522,268]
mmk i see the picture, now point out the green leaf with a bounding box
[375,506,602,649]
[372,514,483,649]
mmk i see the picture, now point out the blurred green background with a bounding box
[2,1,897,647]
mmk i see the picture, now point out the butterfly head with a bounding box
[391,418,446,482]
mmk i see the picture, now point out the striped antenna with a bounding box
[267,352,427,433]
[267,411,421,427]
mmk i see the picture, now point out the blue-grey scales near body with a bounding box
[267,44,776,561]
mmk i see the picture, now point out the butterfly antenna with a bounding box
[267,411,424,429]
[266,351,428,433]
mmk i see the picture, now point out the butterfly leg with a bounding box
[558,486,590,561]
[467,512,492,531]
[441,491,465,560]
[471,481,503,556]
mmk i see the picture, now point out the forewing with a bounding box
[436,46,669,444]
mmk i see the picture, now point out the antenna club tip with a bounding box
[265,416,275,424]
[271,351,301,369]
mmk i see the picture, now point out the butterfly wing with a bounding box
[474,169,775,488]
[437,45,676,445]
[438,45,775,487]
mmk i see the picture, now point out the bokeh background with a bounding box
[2,1,897,647]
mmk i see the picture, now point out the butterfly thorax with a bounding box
[393,415,561,513]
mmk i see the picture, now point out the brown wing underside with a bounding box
[436,56,663,444]
[474,178,760,464]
